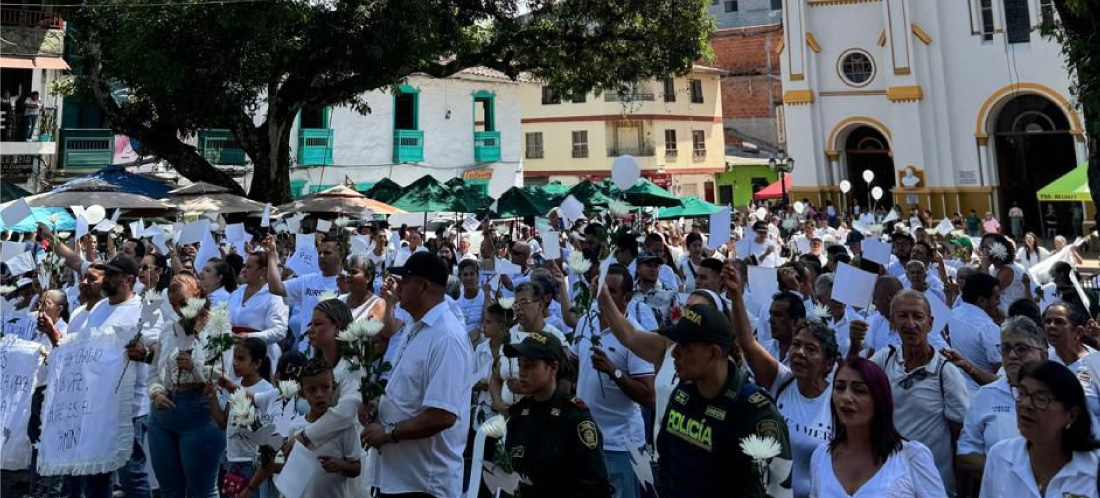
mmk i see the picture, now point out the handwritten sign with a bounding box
[37,329,135,476]
[286,234,320,277]
[1,336,42,470]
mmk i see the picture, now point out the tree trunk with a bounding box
[245,114,294,204]
[142,131,246,195]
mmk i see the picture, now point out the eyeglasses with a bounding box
[898,369,933,390]
[514,299,537,308]
[1015,388,1054,410]
[999,343,1043,358]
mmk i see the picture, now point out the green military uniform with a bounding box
[499,331,612,498]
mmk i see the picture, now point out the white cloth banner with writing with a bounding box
[1,336,43,470]
[37,328,135,476]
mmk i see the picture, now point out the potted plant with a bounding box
[37,107,56,142]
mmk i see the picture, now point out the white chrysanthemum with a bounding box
[232,405,256,428]
[0,285,15,294]
[812,304,831,320]
[346,319,384,339]
[142,288,161,305]
[180,297,207,319]
[336,328,358,343]
[203,303,231,337]
[480,414,507,439]
[112,225,125,234]
[608,200,632,217]
[498,297,514,310]
[989,242,1009,261]
[228,388,251,413]
[739,434,782,461]
[278,380,299,401]
[318,290,340,302]
[568,250,592,275]
[334,217,350,228]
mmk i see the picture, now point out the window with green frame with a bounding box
[473,90,495,132]
[394,84,420,130]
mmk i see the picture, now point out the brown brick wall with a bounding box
[709,24,785,146]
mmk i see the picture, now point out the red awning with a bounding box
[753,175,792,201]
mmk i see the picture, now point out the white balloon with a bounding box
[611,155,641,190]
[793,201,805,214]
[871,186,884,200]
[862,170,875,183]
[839,180,852,193]
[83,205,106,225]
[755,207,768,220]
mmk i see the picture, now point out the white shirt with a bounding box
[770,363,832,498]
[678,255,701,293]
[472,340,497,424]
[810,441,947,498]
[826,307,862,357]
[870,346,970,495]
[957,376,1018,456]
[283,273,339,346]
[375,300,473,498]
[1015,247,1050,271]
[575,317,654,452]
[947,302,1002,393]
[228,285,288,370]
[83,295,153,417]
[979,437,1099,498]
[300,423,362,498]
[208,287,231,308]
[226,379,276,462]
[456,290,485,336]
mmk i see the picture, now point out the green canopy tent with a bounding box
[613,178,682,208]
[0,182,31,203]
[1037,163,1091,202]
[447,178,494,213]
[567,180,614,207]
[496,186,554,219]
[390,175,467,213]
[362,177,404,205]
[657,196,721,219]
[444,177,467,189]
[539,181,570,202]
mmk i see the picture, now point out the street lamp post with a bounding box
[769,150,795,208]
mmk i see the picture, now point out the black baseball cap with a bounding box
[103,256,140,278]
[503,332,562,362]
[389,252,449,287]
[659,304,732,350]
[845,230,865,247]
[752,221,768,232]
[638,254,662,266]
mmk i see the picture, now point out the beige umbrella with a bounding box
[167,182,270,215]
[16,181,171,210]
[277,185,406,216]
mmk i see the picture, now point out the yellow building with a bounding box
[520,67,726,201]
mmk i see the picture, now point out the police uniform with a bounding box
[502,332,612,498]
[655,304,794,498]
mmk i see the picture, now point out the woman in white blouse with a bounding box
[980,360,1100,498]
[1015,232,1050,271]
[200,257,237,307]
[678,232,706,292]
[227,251,289,372]
[809,357,946,498]
[341,255,385,323]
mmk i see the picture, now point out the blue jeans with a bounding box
[605,449,641,498]
[22,114,38,141]
[147,391,226,498]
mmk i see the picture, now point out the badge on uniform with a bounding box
[550,408,561,416]
[705,406,727,421]
[748,392,768,406]
[578,421,599,449]
[756,419,781,440]
[674,390,689,405]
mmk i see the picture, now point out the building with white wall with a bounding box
[779,0,1086,228]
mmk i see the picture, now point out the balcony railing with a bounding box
[608,144,656,157]
[61,129,114,170]
[393,129,424,163]
[199,129,247,166]
[604,93,656,103]
[298,128,333,165]
[474,131,501,163]
[525,148,544,159]
[572,146,589,159]
[1,9,63,29]
[665,148,678,159]
[692,148,707,161]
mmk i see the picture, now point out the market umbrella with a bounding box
[753,175,792,201]
[0,182,31,203]
[567,180,614,207]
[390,175,467,213]
[53,165,175,199]
[166,182,271,215]
[496,186,554,219]
[277,185,406,216]
[362,178,404,205]
[1037,162,1091,202]
[15,181,172,210]
[657,196,721,219]
[0,207,75,232]
[615,179,682,208]
[444,177,467,189]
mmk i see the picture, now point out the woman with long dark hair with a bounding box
[199,257,238,307]
[809,357,946,497]
[1015,232,1049,271]
[979,360,1100,498]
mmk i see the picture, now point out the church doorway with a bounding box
[845,126,895,212]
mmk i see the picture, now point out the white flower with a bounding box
[228,388,251,414]
[480,414,507,438]
[334,217,350,228]
[318,290,340,302]
[739,434,782,461]
[57,232,71,240]
[0,285,15,294]
[336,328,358,343]
[232,405,256,428]
[346,319,383,339]
[498,297,514,310]
[202,302,231,337]
[989,242,1009,261]
[142,288,161,305]
[180,297,207,319]
[812,304,831,320]
[608,200,632,217]
[568,250,592,275]
[48,213,60,224]
[278,380,299,401]
[868,224,884,236]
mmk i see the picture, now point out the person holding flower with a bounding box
[207,337,274,497]
[983,234,1026,315]
[228,250,289,377]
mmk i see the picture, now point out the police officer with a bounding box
[502,331,612,498]
[656,304,793,498]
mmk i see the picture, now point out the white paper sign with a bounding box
[274,444,323,498]
[225,223,247,245]
[927,292,951,343]
[38,329,135,476]
[260,204,272,228]
[881,209,898,223]
[0,336,42,470]
[128,219,145,239]
[193,231,220,271]
[177,220,211,246]
[794,236,810,255]
[832,263,877,310]
[315,219,332,234]
[708,207,731,251]
[150,234,169,256]
[861,238,893,266]
[75,215,89,241]
[350,235,370,256]
[559,196,585,223]
[747,266,779,311]
[935,218,954,237]
[538,227,561,260]
[1,241,25,263]
[1,199,33,228]
[463,215,481,233]
[286,234,320,277]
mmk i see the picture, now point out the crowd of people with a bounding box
[1,197,1099,498]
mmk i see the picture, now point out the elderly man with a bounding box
[870,289,970,497]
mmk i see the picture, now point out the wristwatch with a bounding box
[613,369,624,381]
[385,422,399,444]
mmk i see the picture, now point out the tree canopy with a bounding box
[58,0,715,202]
[1052,0,1099,206]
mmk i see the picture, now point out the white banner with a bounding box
[1,336,44,470]
[37,328,135,476]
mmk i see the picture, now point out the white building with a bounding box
[281,68,526,198]
[779,0,1086,228]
